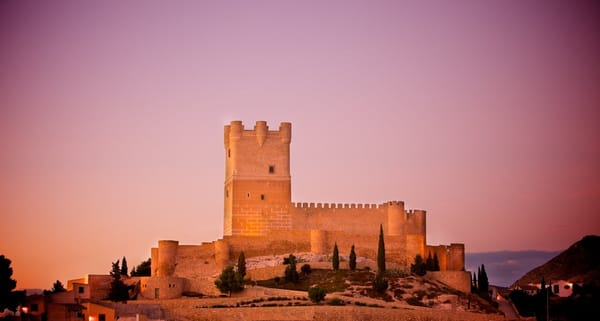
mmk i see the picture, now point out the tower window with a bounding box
[228,149,231,158]
[260,194,265,200]
[269,165,275,173]
[247,193,251,199]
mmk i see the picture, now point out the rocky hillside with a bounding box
[513,235,600,287]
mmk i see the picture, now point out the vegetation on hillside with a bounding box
[215,266,244,296]
[131,258,151,276]
[107,259,129,302]
[0,255,23,312]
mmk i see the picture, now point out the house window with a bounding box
[99,314,106,321]
[78,286,84,294]
[260,194,265,201]
[553,285,559,293]
[76,311,84,318]
[564,285,570,290]
[227,149,231,157]
[247,193,251,199]
[30,304,38,312]
[268,165,275,173]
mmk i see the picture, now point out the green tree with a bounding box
[301,264,312,275]
[332,243,340,271]
[377,224,386,273]
[214,266,244,296]
[471,271,478,293]
[349,244,357,271]
[52,280,66,293]
[120,256,129,276]
[478,264,489,295]
[284,254,299,283]
[131,258,151,276]
[536,277,548,321]
[410,254,426,276]
[433,253,440,271]
[426,252,434,271]
[107,260,129,302]
[0,255,19,311]
[308,286,326,303]
[372,272,388,293]
[237,251,246,278]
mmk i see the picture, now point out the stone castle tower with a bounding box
[223,121,292,236]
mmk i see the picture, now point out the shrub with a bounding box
[406,297,426,306]
[372,272,389,293]
[328,298,346,306]
[308,286,327,303]
[214,266,244,296]
[301,264,312,275]
[284,254,299,283]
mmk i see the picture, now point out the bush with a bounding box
[284,254,299,283]
[406,297,426,306]
[328,298,346,306]
[301,264,312,275]
[372,272,389,293]
[308,286,327,303]
[214,266,244,296]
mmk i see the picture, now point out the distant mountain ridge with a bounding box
[512,235,600,287]
[466,250,560,287]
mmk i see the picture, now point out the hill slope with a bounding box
[513,235,600,287]
[466,250,559,287]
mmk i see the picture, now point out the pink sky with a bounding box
[1,1,599,290]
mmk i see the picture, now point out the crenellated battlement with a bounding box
[224,120,291,148]
[405,209,426,217]
[292,202,382,210]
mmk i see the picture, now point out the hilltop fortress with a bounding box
[141,121,468,299]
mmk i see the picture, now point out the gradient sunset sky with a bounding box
[1,1,599,290]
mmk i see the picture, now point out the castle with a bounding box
[140,121,468,299]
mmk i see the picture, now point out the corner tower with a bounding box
[223,121,292,236]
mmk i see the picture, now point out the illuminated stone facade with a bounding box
[142,120,467,299]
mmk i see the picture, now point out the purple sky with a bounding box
[1,1,599,290]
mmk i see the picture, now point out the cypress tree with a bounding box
[433,253,440,271]
[284,254,299,283]
[332,242,340,271]
[377,224,386,273]
[410,254,426,276]
[479,264,489,294]
[237,251,246,278]
[120,256,128,276]
[108,260,129,302]
[426,252,434,271]
[349,244,357,271]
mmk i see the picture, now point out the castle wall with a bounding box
[426,245,449,271]
[224,230,312,263]
[447,243,465,271]
[290,202,387,235]
[425,271,471,294]
[141,276,184,299]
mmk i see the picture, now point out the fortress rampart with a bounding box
[142,120,468,299]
